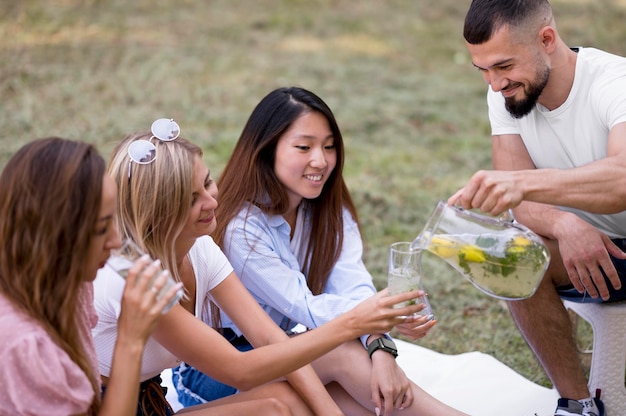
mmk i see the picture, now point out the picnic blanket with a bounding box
[162,338,559,415]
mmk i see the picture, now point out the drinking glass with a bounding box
[106,239,184,314]
[387,241,434,320]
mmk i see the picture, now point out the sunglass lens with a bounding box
[128,140,157,164]
[151,118,180,141]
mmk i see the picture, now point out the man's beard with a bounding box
[504,65,550,119]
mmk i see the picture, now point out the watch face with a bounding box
[381,338,397,352]
[379,338,396,350]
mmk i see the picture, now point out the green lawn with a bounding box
[2,0,626,387]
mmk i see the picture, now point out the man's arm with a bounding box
[450,131,626,299]
[450,122,626,215]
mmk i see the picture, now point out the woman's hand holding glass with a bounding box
[345,288,426,336]
[117,255,184,344]
[107,239,184,313]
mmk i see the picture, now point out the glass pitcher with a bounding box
[411,201,550,300]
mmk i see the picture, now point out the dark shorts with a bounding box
[101,374,173,416]
[557,238,626,303]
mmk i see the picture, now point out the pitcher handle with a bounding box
[499,209,516,223]
[453,203,517,224]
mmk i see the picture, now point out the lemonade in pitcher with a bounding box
[415,232,548,299]
[411,201,550,300]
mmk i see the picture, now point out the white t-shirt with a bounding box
[487,47,626,238]
[92,235,233,381]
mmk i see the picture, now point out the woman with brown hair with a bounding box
[0,137,180,415]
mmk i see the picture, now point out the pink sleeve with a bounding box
[0,332,95,416]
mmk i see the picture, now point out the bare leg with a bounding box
[326,381,375,416]
[177,381,311,416]
[508,239,590,400]
[311,339,468,415]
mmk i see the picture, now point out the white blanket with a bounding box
[162,339,559,415]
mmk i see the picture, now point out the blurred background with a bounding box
[2,0,626,387]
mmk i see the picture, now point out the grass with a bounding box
[2,0,625,388]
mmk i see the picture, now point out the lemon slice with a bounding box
[429,236,458,258]
[459,245,486,263]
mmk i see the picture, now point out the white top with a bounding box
[93,235,233,381]
[487,47,626,237]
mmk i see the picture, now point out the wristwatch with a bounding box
[367,337,398,359]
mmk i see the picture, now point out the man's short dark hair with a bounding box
[464,0,552,44]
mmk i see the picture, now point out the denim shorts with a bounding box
[172,330,253,407]
[557,238,626,303]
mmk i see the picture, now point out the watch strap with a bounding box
[367,337,398,359]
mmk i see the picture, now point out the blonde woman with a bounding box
[92,118,423,415]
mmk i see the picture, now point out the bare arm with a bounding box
[212,273,342,415]
[520,122,626,213]
[152,288,420,392]
[100,260,182,415]
[450,122,626,215]
[451,132,626,300]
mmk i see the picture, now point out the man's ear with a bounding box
[538,26,557,53]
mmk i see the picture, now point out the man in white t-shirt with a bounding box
[449,1,626,416]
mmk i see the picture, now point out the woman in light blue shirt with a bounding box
[174,87,465,416]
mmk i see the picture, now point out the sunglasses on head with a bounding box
[127,118,180,178]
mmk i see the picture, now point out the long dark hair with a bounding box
[0,137,105,413]
[215,86,359,294]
